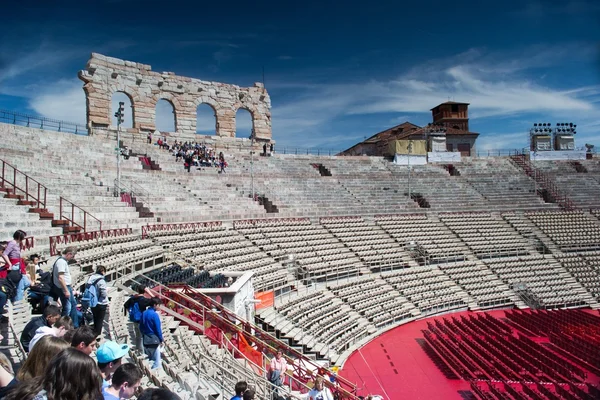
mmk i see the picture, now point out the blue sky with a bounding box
[1,0,599,153]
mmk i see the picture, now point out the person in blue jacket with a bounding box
[139,297,163,369]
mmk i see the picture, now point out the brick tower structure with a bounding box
[431,101,470,131]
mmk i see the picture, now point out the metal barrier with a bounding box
[0,109,87,135]
[49,228,133,256]
[59,196,103,233]
[0,159,48,209]
[142,221,223,239]
[278,147,344,156]
[20,236,35,251]
[147,284,359,399]
[122,274,295,399]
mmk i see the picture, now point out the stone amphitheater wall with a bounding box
[79,53,272,141]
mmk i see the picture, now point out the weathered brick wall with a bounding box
[78,53,272,140]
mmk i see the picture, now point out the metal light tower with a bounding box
[533,150,537,196]
[407,140,413,203]
[114,102,125,196]
[250,129,255,201]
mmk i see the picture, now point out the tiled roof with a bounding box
[361,122,421,144]
[340,120,478,154]
[430,101,470,110]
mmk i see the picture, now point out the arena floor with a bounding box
[339,309,600,400]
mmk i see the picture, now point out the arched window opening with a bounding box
[155,99,176,132]
[196,103,217,135]
[111,92,133,128]
[235,108,253,139]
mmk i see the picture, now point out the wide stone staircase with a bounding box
[0,124,158,234]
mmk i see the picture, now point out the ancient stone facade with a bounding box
[78,53,272,140]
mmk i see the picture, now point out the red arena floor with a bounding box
[339,309,600,400]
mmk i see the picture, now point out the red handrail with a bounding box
[59,196,102,233]
[153,285,359,399]
[20,236,35,251]
[0,159,47,209]
[510,155,575,210]
[48,228,132,256]
[142,221,223,239]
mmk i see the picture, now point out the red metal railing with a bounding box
[0,159,47,208]
[120,192,133,207]
[149,285,359,399]
[59,196,102,233]
[20,236,35,251]
[510,155,575,210]
[142,221,223,239]
[49,228,132,256]
[233,217,310,229]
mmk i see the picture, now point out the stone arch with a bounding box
[80,54,272,139]
[154,97,178,133]
[149,93,183,114]
[110,91,135,129]
[235,103,262,138]
[195,102,218,135]
[234,105,255,139]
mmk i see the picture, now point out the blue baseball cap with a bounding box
[97,341,129,364]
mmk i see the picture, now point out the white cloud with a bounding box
[0,47,77,83]
[388,115,413,125]
[267,43,599,150]
[346,66,596,117]
[477,132,529,152]
[19,42,600,151]
[28,79,86,124]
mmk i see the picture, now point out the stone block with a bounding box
[79,53,271,138]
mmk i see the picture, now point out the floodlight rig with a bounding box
[555,122,577,134]
[249,129,255,201]
[554,122,577,151]
[529,122,553,152]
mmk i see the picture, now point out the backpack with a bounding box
[0,278,16,300]
[81,277,104,309]
[6,269,22,286]
[48,255,62,288]
[128,300,143,323]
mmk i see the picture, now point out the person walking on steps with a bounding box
[139,297,164,369]
[50,247,80,327]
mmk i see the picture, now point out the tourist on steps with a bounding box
[139,297,164,369]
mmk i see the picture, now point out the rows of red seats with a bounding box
[423,311,599,399]
[472,381,598,400]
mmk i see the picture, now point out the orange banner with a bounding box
[238,332,263,367]
[255,291,275,309]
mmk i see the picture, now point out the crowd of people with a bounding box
[151,137,229,173]
[0,322,181,400]
[1,229,381,400]
[0,230,180,400]
[150,135,275,175]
